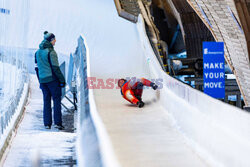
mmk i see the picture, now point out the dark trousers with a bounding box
[40,80,62,126]
[132,82,144,97]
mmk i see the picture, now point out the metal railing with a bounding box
[74,36,103,167]
[0,47,29,140]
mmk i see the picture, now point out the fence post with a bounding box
[60,62,66,99]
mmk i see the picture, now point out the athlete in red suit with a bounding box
[118,78,158,108]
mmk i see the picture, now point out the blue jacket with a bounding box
[35,40,65,84]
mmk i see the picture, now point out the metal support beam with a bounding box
[236,94,242,108]
[169,24,180,50]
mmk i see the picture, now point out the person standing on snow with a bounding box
[118,78,158,108]
[35,31,65,130]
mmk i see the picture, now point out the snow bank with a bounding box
[0,0,30,156]
[0,82,29,159]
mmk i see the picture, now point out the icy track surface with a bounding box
[3,0,249,166]
[2,75,76,167]
[80,0,250,166]
[93,88,208,167]
[81,0,208,166]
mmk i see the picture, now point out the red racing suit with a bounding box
[120,78,152,104]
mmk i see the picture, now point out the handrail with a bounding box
[75,35,120,167]
[0,51,29,159]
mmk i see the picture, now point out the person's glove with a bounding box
[137,101,144,108]
[59,82,66,88]
[35,67,39,80]
[150,83,158,90]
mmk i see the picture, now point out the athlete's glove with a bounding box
[137,101,144,108]
[150,83,158,90]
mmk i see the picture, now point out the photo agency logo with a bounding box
[87,77,163,89]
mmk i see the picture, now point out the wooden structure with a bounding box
[114,0,140,23]
[187,0,250,106]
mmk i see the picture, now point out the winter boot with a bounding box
[137,101,144,108]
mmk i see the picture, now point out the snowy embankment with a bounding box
[2,75,76,167]
[0,61,29,159]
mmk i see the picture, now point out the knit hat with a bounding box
[44,31,55,42]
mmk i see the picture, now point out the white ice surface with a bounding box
[26,0,87,55]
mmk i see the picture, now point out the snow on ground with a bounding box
[0,61,25,114]
[1,75,76,167]
[0,62,18,99]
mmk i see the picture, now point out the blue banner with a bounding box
[203,42,225,98]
